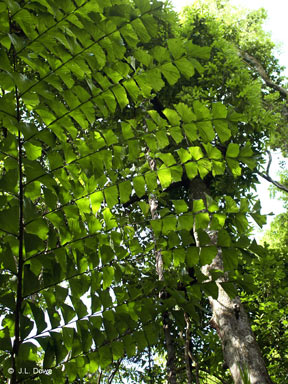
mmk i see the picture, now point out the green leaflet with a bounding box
[183,123,198,142]
[186,41,211,60]
[158,166,172,189]
[0,327,12,352]
[121,121,135,139]
[193,199,205,213]
[26,219,49,240]
[226,143,240,158]
[225,196,239,213]
[185,162,198,179]
[177,148,192,163]
[23,267,40,297]
[197,158,212,179]
[212,102,227,119]
[133,175,146,197]
[157,152,177,167]
[193,100,211,120]
[131,18,151,43]
[0,169,18,194]
[162,215,177,235]
[170,127,183,144]
[227,158,242,177]
[222,248,239,271]
[102,266,114,290]
[194,212,210,230]
[214,120,231,143]
[200,246,218,266]
[171,164,183,182]
[177,214,194,232]
[152,45,171,63]
[163,108,181,126]
[104,185,119,208]
[175,103,196,123]
[167,38,185,59]
[197,121,214,142]
[173,248,186,267]
[210,213,226,230]
[91,191,104,214]
[212,160,225,176]
[120,23,139,48]
[189,146,204,160]
[202,282,218,299]
[217,229,232,247]
[124,79,141,101]
[0,206,19,234]
[175,57,195,78]
[205,194,219,212]
[173,200,189,214]
[145,171,158,192]
[160,62,180,85]
[119,181,132,203]
[112,84,129,110]
[203,143,222,160]
[24,142,42,160]
[29,302,47,333]
[134,49,153,66]
[156,130,169,148]
[186,247,199,267]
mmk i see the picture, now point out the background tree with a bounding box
[240,211,288,384]
[0,0,287,383]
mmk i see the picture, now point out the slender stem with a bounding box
[108,359,123,384]
[12,91,24,384]
[10,13,24,381]
[97,370,102,384]
[184,312,193,384]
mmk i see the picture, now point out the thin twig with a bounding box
[108,359,123,384]
[266,150,273,176]
[97,370,102,384]
[256,150,288,193]
[184,312,193,384]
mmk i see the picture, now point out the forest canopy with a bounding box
[0,0,287,383]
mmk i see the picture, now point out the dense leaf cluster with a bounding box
[0,0,286,383]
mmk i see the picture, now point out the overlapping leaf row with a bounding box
[0,0,196,380]
[0,0,263,382]
[1,0,163,380]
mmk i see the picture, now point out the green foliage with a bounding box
[241,212,288,384]
[0,0,286,383]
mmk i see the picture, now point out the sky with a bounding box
[171,0,288,237]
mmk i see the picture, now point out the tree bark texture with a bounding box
[189,179,274,384]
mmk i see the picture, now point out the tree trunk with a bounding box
[190,179,274,384]
[149,157,177,384]
[203,253,274,384]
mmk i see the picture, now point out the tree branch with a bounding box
[240,50,288,99]
[257,151,288,193]
[257,171,288,193]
